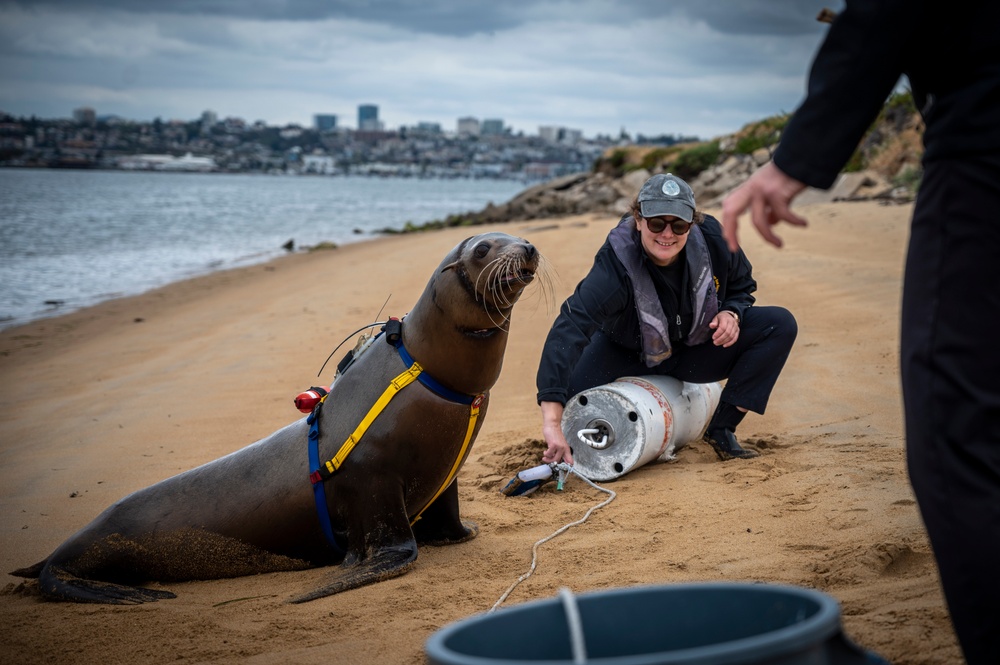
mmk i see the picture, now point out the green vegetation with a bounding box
[638,146,682,172]
[732,114,788,155]
[307,241,339,251]
[892,165,923,191]
[883,90,917,114]
[671,141,721,180]
[380,212,478,234]
[601,148,630,173]
[842,148,866,173]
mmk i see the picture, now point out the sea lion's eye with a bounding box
[474,243,490,258]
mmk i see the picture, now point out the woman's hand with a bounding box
[709,310,741,348]
[540,401,574,465]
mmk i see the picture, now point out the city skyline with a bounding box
[53,104,591,141]
[1,1,847,141]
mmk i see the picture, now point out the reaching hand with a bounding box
[721,162,809,252]
[540,401,574,465]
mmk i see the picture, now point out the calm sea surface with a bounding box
[0,169,526,330]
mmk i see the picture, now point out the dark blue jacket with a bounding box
[536,214,756,405]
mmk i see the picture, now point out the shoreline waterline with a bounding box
[0,169,526,330]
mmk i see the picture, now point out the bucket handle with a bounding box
[558,587,587,663]
[577,428,609,450]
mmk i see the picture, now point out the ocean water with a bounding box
[0,169,526,330]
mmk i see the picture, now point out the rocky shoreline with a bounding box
[394,99,924,232]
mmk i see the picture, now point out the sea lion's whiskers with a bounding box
[479,256,511,307]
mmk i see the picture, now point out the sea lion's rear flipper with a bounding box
[413,480,479,545]
[39,566,176,604]
[10,559,46,578]
[287,544,417,604]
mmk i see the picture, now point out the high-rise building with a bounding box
[358,104,380,130]
[200,110,218,136]
[481,119,504,136]
[457,117,480,136]
[538,125,560,142]
[416,121,442,134]
[314,114,337,132]
[538,125,582,144]
[73,107,96,126]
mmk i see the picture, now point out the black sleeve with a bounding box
[702,216,756,322]
[774,0,918,189]
[721,245,756,323]
[536,246,630,405]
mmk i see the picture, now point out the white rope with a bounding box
[559,587,588,663]
[489,464,616,613]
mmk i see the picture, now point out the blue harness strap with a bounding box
[307,403,344,555]
[306,319,481,553]
[394,339,475,405]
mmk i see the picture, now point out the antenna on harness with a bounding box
[316,294,393,378]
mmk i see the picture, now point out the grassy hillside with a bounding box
[596,91,923,193]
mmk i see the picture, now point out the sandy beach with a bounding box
[0,200,962,664]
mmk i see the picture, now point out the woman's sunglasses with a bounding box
[644,216,692,235]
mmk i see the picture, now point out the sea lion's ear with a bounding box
[440,260,460,273]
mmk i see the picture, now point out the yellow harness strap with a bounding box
[322,362,423,476]
[318,362,484,526]
[410,394,483,524]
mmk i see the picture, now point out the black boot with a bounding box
[704,402,759,461]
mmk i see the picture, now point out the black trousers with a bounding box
[903,156,1000,663]
[567,306,797,415]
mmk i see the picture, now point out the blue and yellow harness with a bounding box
[306,320,484,554]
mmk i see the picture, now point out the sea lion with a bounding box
[11,232,541,604]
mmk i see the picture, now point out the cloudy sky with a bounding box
[0,0,845,140]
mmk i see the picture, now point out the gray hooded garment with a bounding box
[608,215,719,366]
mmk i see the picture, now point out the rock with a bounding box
[403,104,923,232]
[690,153,757,206]
[830,170,893,201]
[619,169,652,196]
[752,147,772,166]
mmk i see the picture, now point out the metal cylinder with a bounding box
[561,376,722,481]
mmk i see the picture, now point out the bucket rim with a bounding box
[426,581,844,665]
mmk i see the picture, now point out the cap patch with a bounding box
[662,180,681,196]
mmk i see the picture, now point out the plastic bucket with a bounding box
[425,583,888,665]
[561,376,722,481]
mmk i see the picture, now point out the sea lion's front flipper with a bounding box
[287,544,417,604]
[413,480,479,545]
[39,566,176,604]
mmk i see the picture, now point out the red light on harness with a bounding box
[294,386,329,413]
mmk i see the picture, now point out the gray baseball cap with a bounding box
[637,173,695,222]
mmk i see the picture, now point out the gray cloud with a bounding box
[0,0,843,138]
[6,0,835,36]
[3,0,527,36]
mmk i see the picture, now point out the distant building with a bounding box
[358,104,381,131]
[314,114,337,132]
[301,154,336,175]
[118,153,216,172]
[416,121,442,134]
[223,116,246,133]
[481,119,504,136]
[539,125,582,145]
[200,110,218,136]
[561,128,583,144]
[457,117,480,137]
[73,107,96,126]
[538,125,560,142]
